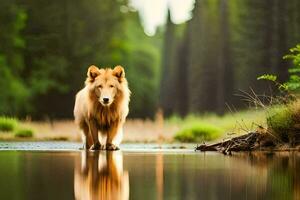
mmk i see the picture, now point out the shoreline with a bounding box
[0,141,299,153]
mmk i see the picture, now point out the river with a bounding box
[0,142,299,200]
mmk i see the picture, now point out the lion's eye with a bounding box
[109,85,114,88]
[98,85,103,88]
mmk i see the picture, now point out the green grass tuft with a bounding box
[0,117,18,132]
[168,109,266,141]
[14,129,34,138]
[266,99,300,142]
[266,105,292,142]
[174,122,223,142]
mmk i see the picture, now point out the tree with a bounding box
[186,0,234,113]
[0,1,29,115]
[160,10,177,116]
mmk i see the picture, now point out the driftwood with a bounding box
[195,131,276,155]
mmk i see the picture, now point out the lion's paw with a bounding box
[89,142,102,151]
[106,143,120,151]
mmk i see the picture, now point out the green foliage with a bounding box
[168,109,267,137]
[0,2,161,118]
[283,44,300,91]
[0,116,34,138]
[0,117,18,132]
[14,129,34,138]
[266,99,300,143]
[266,106,292,142]
[174,122,223,142]
[258,44,300,92]
[0,2,30,115]
[257,74,277,82]
[0,60,31,114]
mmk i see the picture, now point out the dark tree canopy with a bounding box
[0,0,162,119]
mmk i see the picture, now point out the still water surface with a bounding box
[0,150,299,200]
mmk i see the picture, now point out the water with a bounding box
[0,150,299,200]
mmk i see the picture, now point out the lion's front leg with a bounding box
[106,125,123,151]
[80,123,92,150]
[88,118,101,150]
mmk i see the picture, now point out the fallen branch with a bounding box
[195,131,275,155]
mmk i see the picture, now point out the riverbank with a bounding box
[0,109,267,143]
[0,119,179,143]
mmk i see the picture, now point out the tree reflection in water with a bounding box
[74,151,129,200]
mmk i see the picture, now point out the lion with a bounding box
[74,65,130,150]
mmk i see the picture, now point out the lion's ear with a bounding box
[113,65,125,80]
[87,65,100,81]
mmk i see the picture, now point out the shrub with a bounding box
[14,129,34,138]
[266,100,300,143]
[290,100,300,124]
[266,105,292,142]
[174,122,223,143]
[0,117,18,132]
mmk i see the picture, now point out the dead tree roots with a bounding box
[195,131,286,155]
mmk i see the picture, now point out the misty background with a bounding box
[0,0,300,119]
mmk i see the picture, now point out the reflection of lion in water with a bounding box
[74,151,129,200]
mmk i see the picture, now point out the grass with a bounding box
[0,116,34,139]
[14,129,34,138]
[0,117,18,132]
[1,103,297,143]
[168,109,267,142]
[174,122,223,142]
[171,98,300,144]
[266,105,292,142]
[266,99,300,142]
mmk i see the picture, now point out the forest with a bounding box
[161,0,300,116]
[1,0,300,119]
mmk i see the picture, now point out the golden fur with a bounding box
[74,65,130,150]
